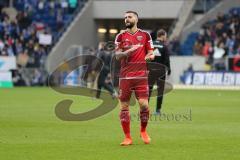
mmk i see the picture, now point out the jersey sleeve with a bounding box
[115,33,122,51]
[145,32,154,51]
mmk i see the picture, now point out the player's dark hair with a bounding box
[157,29,167,37]
[125,11,138,18]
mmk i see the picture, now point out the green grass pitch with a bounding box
[0,87,240,160]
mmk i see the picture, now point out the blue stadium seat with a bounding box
[180,32,198,55]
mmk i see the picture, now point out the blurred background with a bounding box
[0,0,240,88]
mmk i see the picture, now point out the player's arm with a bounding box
[144,32,155,61]
[115,44,141,61]
[145,50,154,61]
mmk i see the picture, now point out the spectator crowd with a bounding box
[0,0,83,86]
[193,8,240,70]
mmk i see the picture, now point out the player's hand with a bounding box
[129,44,142,52]
[116,44,142,60]
[145,54,155,62]
[115,52,127,60]
[124,44,142,57]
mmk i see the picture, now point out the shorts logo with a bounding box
[137,36,143,41]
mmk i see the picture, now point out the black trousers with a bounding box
[96,74,114,98]
[148,71,166,112]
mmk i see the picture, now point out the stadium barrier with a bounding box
[179,71,240,90]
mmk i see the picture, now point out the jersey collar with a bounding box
[126,29,139,36]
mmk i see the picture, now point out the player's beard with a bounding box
[125,21,135,29]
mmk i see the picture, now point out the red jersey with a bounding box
[115,29,154,79]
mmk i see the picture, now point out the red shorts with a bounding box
[118,78,149,102]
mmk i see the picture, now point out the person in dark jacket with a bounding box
[148,29,171,114]
[95,43,116,99]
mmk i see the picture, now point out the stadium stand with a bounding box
[0,0,87,86]
[181,7,240,62]
[179,6,240,84]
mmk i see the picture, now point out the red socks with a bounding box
[140,107,150,132]
[119,107,149,138]
[119,109,131,138]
